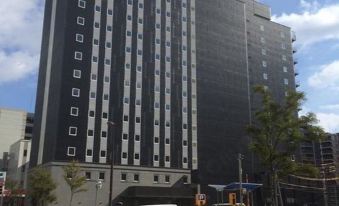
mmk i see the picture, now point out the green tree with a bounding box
[247,86,325,206]
[4,178,20,206]
[63,161,87,206]
[28,167,57,206]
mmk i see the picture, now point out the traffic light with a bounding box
[229,193,237,205]
[195,194,206,206]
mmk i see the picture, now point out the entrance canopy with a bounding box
[209,182,262,192]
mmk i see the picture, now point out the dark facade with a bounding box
[31,0,296,205]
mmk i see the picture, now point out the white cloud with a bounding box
[315,112,339,133]
[272,1,339,47]
[320,104,339,110]
[0,0,43,84]
[308,60,339,90]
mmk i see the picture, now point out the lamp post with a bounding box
[238,153,244,206]
[95,180,103,206]
[107,121,115,206]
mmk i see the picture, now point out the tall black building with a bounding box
[31,0,296,205]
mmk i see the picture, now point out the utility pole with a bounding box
[107,121,115,206]
[238,153,243,206]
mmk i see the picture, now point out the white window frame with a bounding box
[282,55,287,61]
[78,0,86,8]
[67,147,76,156]
[263,73,268,80]
[261,49,266,55]
[262,61,267,67]
[73,70,81,79]
[74,51,83,60]
[284,78,289,85]
[76,34,84,43]
[77,17,85,25]
[70,107,79,116]
[283,66,288,73]
[72,88,80,97]
[69,127,78,136]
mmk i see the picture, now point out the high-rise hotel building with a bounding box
[31,0,296,205]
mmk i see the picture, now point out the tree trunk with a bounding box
[69,193,74,206]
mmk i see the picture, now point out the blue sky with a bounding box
[0,0,338,133]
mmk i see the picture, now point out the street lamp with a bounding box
[95,180,103,206]
[107,121,115,206]
[238,153,244,206]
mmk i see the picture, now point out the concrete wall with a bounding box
[0,109,27,158]
[44,162,191,206]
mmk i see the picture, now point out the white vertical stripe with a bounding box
[153,0,162,167]
[38,0,58,165]
[190,0,198,170]
[121,0,134,165]
[182,0,188,169]
[86,0,102,163]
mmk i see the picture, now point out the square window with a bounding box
[93,39,99,46]
[69,127,77,136]
[122,152,128,159]
[101,131,107,138]
[127,30,132,36]
[92,56,98,63]
[100,151,106,157]
[165,175,170,183]
[138,18,143,24]
[99,172,105,180]
[23,149,27,157]
[128,0,132,5]
[165,138,170,144]
[183,157,188,163]
[124,115,129,122]
[183,140,188,146]
[136,99,141,106]
[136,117,141,123]
[135,135,140,141]
[154,137,159,144]
[91,74,97,80]
[77,17,85,25]
[106,42,112,48]
[263,73,268,80]
[121,173,127,181]
[73,70,81,78]
[67,147,76,156]
[89,110,95,117]
[126,47,131,53]
[134,153,140,160]
[90,92,96,99]
[124,97,129,104]
[183,175,188,184]
[154,155,159,161]
[107,9,113,15]
[166,121,170,127]
[123,134,128,140]
[261,49,266,55]
[183,123,187,129]
[85,172,91,180]
[133,174,139,182]
[102,112,108,119]
[78,0,86,8]
[95,5,101,12]
[282,55,287,61]
[103,94,109,100]
[127,15,132,21]
[125,63,131,69]
[154,119,159,125]
[70,107,79,116]
[283,66,288,72]
[138,34,143,40]
[94,22,100,28]
[165,156,170,162]
[76,34,83,43]
[105,59,111,65]
[86,149,93,156]
[284,78,289,85]
[262,61,267,67]
[72,88,80,97]
[153,175,159,183]
[139,3,143,9]
[104,76,110,83]
[88,130,94,136]
[75,51,82,60]
[260,37,265,43]
[165,104,170,110]
[107,25,112,32]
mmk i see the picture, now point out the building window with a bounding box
[121,173,127,182]
[165,156,170,162]
[165,175,170,183]
[281,43,286,50]
[138,18,143,24]
[107,25,112,32]
[104,76,110,83]
[126,47,131,53]
[93,39,99,46]
[105,59,111,66]
[283,66,288,72]
[165,104,170,110]
[23,149,27,157]
[122,152,128,159]
[154,155,159,161]
[84,172,91,180]
[77,17,85,25]
[74,51,82,60]
[72,88,80,97]
[95,5,101,12]
[76,34,83,43]
[134,174,139,182]
[135,135,140,141]
[127,15,132,21]
[260,25,264,31]
[126,30,132,37]
[73,70,81,79]
[139,3,143,8]
[263,73,268,80]
[165,138,170,145]
[134,153,140,160]
[102,112,108,119]
[138,33,143,40]
[106,42,112,48]
[261,49,266,55]
[67,147,76,156]
[101,131,107,138]
[94,22,100,28]
[136,117,141,123]
[284,78,289,85]
[166,121,170,127]
[154,102,160,109]
[183,175,188,184]
[107,9,113,15]
[70,107,79,116]
[122,134,128,140]
[90,92,96,99]
[99,172,105,180]
[88,130,94,137]
[68,127,78,136]
[86,149,93,156]
[100,151,106,157]
[260,37,265,44]
[262,61,267,67]
[154,119,159,126]
[78,0,86,8]
[183,140,188,146]
[153,175,159,183]
[92,56,98,63]
[154,137,159,144]
[135,99,141,106]
[183,157,188,163]
[91,74,97,81]
[103,94,109,101]
[89,110,95,117]
[282,55,287,61]
[124,97,129,104]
